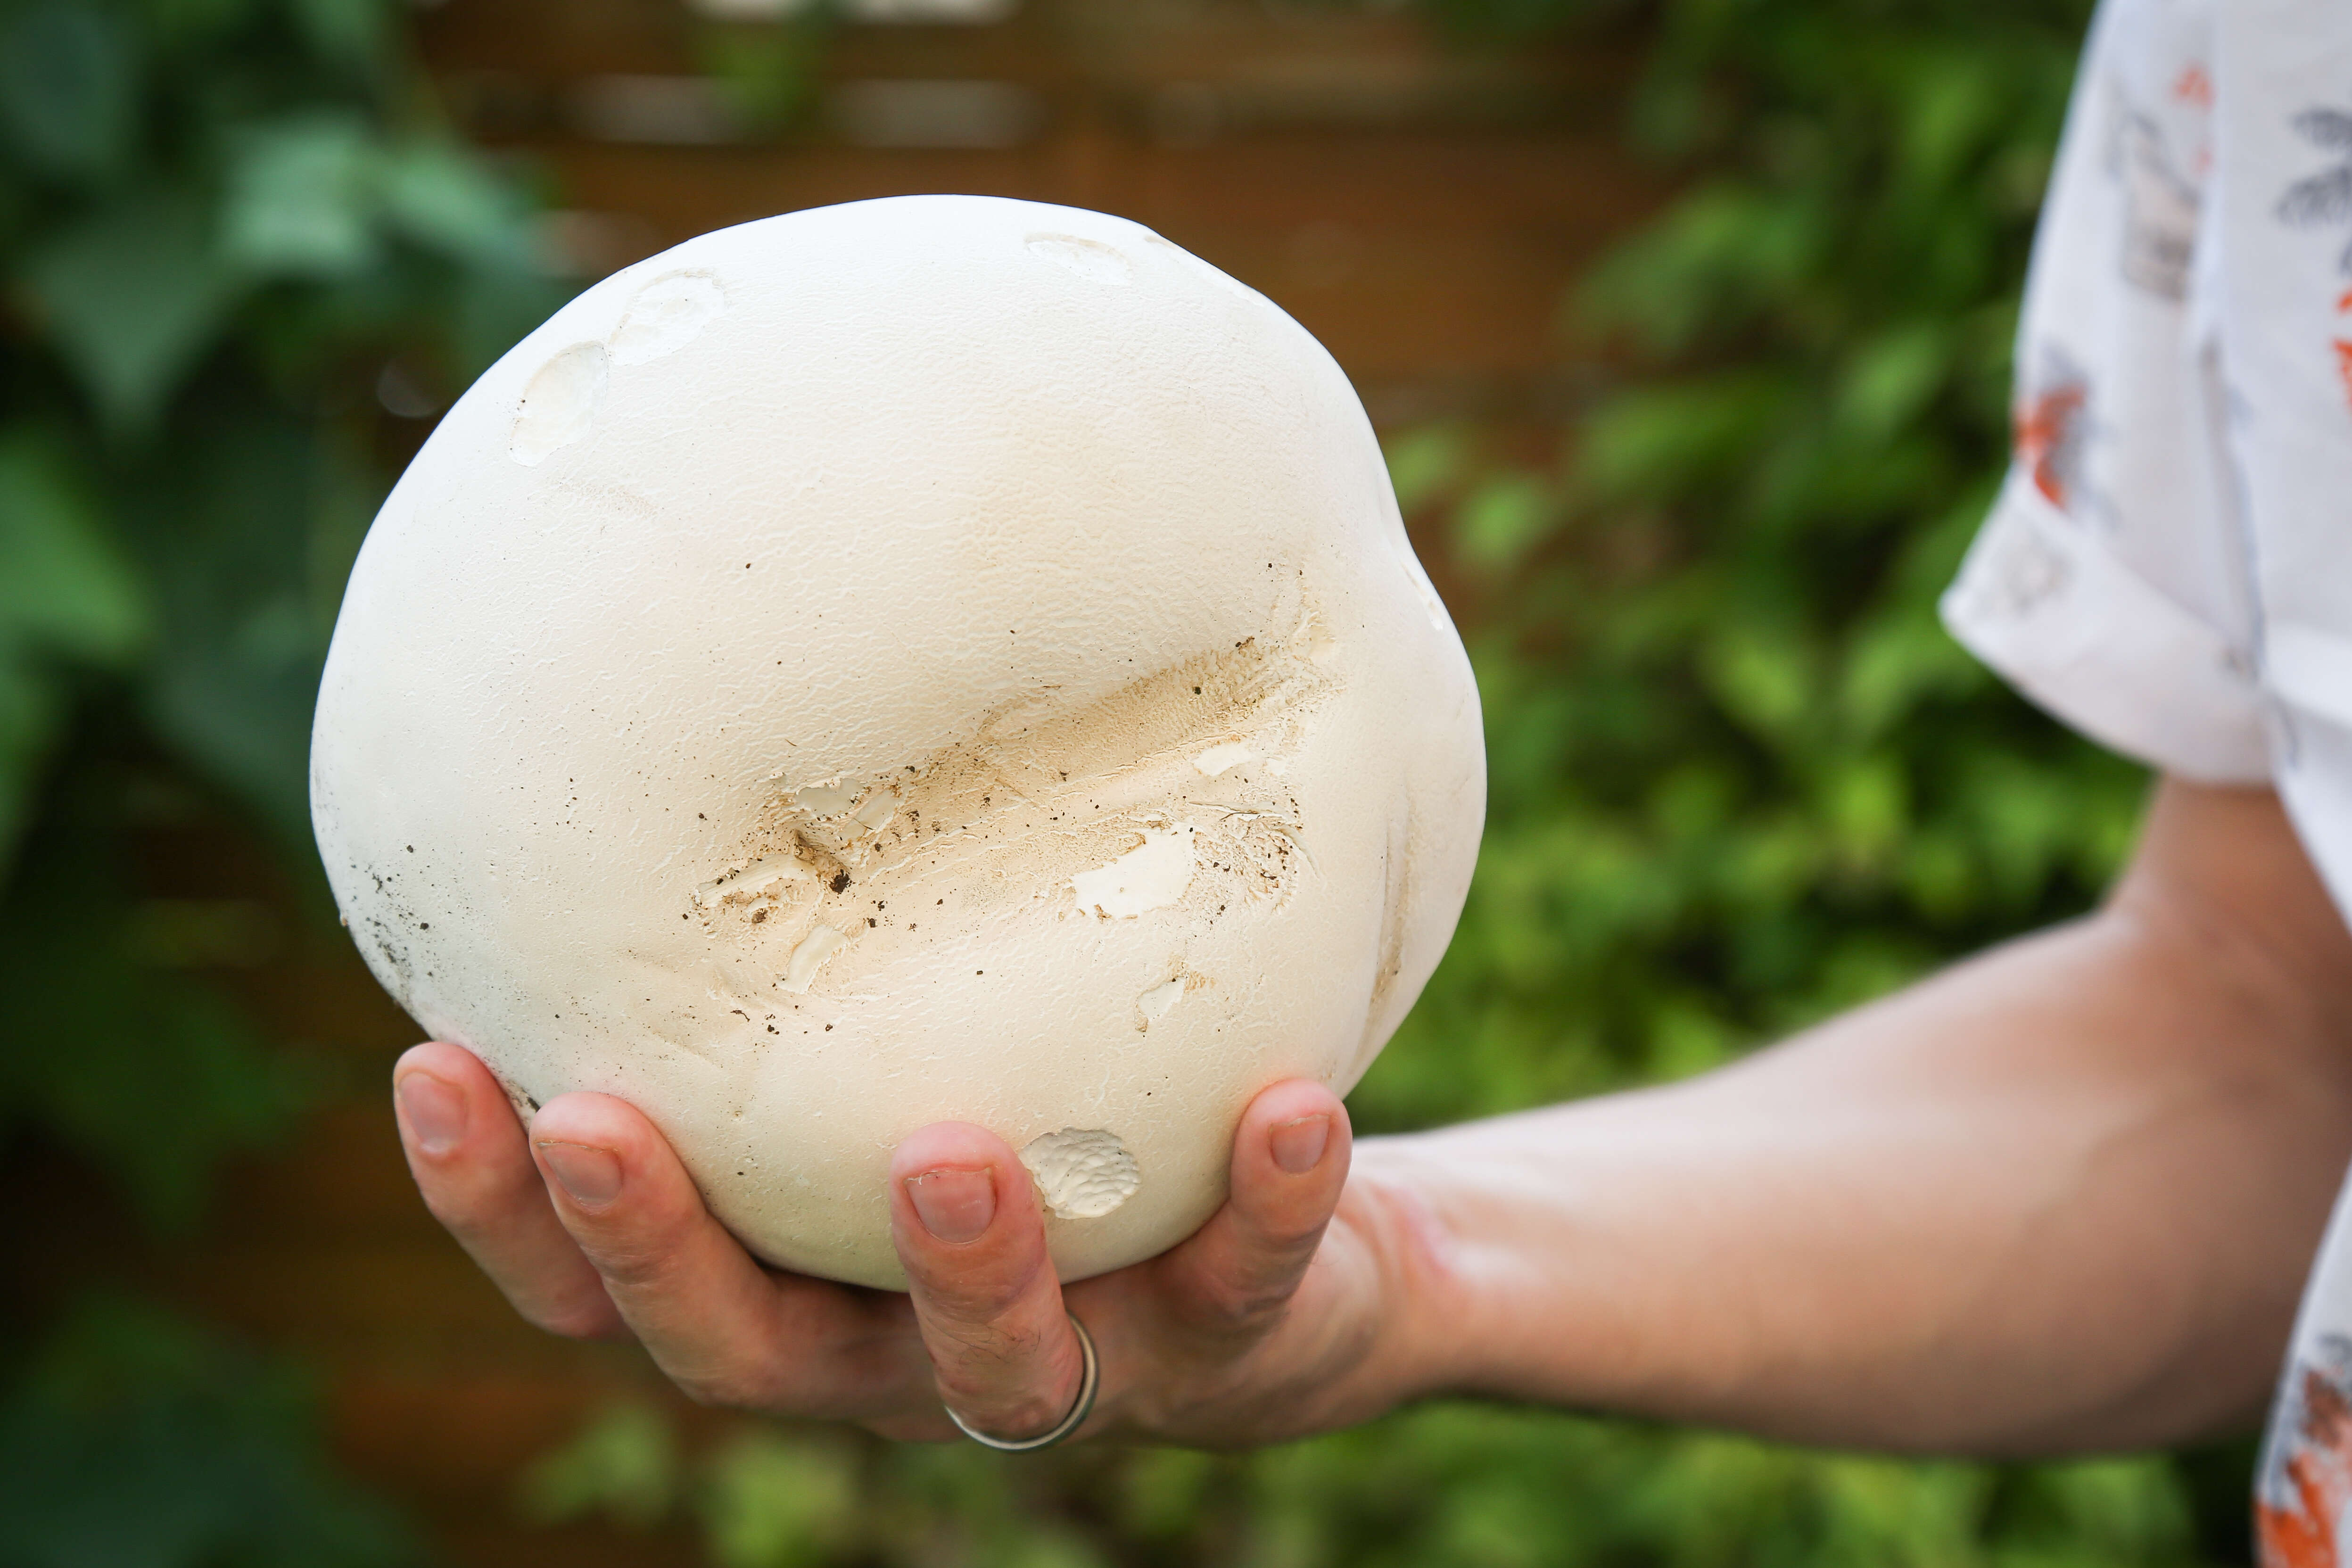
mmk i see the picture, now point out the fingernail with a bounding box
[538,1142,623,1207]
[1270,1114,1330,1175]
[905,1166,996,1244]
[396,1072,467,1156]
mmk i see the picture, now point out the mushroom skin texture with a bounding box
[311,195,1484,1290]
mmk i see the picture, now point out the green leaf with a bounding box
[1574,373,1791,506]
[1457,473,1557,573]
[1699,619,1819,745]
[0,437,149,667]
[221,113,383,279]
[1579,183,1822,355]
[695,20,828,135]
[0,437,149,867]
[284,0,391,68]
[21,188,248,431]
[0,1,138,179]
[124,410,331,843]
[378,140,531,267]
[516,1400,680,1531]
[1895,46,2010,197]
[1835,321,1953,443]
[1384,424,1471,513]
[696,1429,858,1568]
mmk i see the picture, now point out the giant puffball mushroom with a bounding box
[311,195,1484,1289]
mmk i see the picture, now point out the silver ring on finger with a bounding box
[944,1312,1099,1452]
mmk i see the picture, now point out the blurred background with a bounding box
[0,0,2253,1563]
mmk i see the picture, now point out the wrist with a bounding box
[1335,1133,1488,1411]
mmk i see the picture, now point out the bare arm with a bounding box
[1365,778,2352,1453]
[392,778,2352,1454]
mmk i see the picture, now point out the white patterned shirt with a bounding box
[1938,1,2352,1560]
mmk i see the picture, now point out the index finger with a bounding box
[529,1090,933,1423]
[393,1042,626,1341]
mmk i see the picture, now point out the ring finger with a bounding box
[889,1122,1093,1441]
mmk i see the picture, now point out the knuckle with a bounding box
[418,1168,542,1243]
[1233,1191,1331,1249]
[911,1257,1037,1326]
[926,1317,1045,1387]
[921,1279,1027,1328]
[1181,1254,1312,1336]
[934,1362,1069,1438]
[579,1236,676,1294]
[1195,1282,1291,1335]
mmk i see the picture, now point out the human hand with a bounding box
[389,1041,1440,1445]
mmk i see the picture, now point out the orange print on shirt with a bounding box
[2261,1369,2352,1568]
[2014,385,2087,507]
[2173,63,2214,107]
[2333,294,2352,416]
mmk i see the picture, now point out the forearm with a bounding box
[1359,782,2352,1454]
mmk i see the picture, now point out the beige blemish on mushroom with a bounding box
[1137,976,1185,1027]
[850,788,900,831]
[695,855,813,908]
[1020,1128,1141,1219]
[510,342,609,466]
[691,635,1330,984]
[780,924,849,993]
[1073,826,1196,919]
[1192,741,1255,777]
[1026,233,1133,285]
[790,779,860,817]
[610,271,725,365]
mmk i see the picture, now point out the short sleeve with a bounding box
[1942,470,2268,780]
[1939,0,2271,785]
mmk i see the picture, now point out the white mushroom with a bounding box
[309,196,1484,1289]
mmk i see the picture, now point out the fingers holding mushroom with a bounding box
[1151,1080,1352,1339]
[889,1122,1095,1443]
[528,1091,935,1422]
[393,1042,627,1341]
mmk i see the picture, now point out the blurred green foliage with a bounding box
[1360,0,2146,1130]
[0,1296,417,1568]
[0,0,559,1560]
[0,0,558,1211]
[0,0,2269,1564]
[526,1398,2237,1568]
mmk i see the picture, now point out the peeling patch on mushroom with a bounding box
[1021,1128,1142,1219]
[610,271,725,365]
[1073,827,1196,919]
[779,924,849,993]
[1192,741,1256,777]
[1137,976,1187,1031]
[509,342,608,465]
